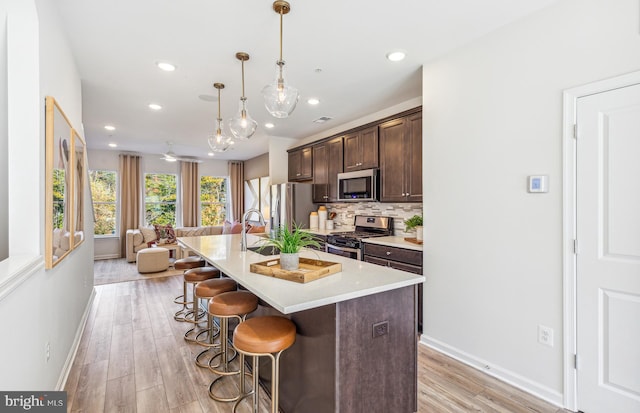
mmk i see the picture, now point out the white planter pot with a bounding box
[280,253,299,271]
[415,226,423,241]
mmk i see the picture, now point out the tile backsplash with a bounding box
[320,202,423,237]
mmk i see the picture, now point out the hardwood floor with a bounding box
[66,273,571,413]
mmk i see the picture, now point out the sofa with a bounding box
[126,226,223,262]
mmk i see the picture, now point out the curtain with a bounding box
[228,161,244,222]
[180,161,199,227]
[119,154,141,257]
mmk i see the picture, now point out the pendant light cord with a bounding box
[279,10,284,63]
[241,59,246,100]
[217,88,221,121]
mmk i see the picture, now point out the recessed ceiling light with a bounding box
[307,98,320,105]
[148,103,162,110]
[208,152,214,156]
[156,61,176,71]
[386,50,406,62]
[104,125,115,131]
[108,143,117,148]
[264,122,275,129]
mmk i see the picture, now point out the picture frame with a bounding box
[45,96,86,269]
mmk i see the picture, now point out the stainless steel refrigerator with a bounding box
[269,183,314,237]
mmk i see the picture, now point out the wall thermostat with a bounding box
[528,175,548,193]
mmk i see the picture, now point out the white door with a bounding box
[576,83,640,412]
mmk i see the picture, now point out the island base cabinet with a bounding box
[252,286,418,413]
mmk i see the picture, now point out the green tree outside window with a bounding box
[89,170,117,235]
[201,176,227,226]
[145,173,177,226]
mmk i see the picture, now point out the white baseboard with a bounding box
[420,335,564,408]
[94,254,120,260]
[56,288,96,391]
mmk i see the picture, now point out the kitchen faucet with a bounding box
[241,208,266,252]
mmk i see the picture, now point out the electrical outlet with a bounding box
[45,342,51,362]
[372,321,389,338]
[538,325,554,347]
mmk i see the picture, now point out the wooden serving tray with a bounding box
[250,258,342,283]
[403,237,423,245]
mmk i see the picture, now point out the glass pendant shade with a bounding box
[208,118,232,152]
[208,82,232,152]
[262,61,299,118]
[229,98,257,140]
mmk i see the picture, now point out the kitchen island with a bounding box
[178,233,424,413]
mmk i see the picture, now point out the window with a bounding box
[145,173,177,226]
[89,170,117,236]
[201,176,228,226]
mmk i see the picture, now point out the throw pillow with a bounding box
[154,224,176,243]
[247,224,266,233]
[222,220,244,234]
[133,231,143,246]
[139,226,158,244]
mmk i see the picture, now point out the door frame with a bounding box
[562,70,640,411]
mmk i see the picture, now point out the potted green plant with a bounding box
[259,223,321,270]
[404,214,424,241]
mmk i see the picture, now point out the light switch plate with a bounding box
[528,175,548,193]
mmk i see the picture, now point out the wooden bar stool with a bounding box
[232,316,296,413]
[183,266,221,342]
[173,257,206,321]
[193,278,238,368]
[207,291,259,403]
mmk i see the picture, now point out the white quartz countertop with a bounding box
[362,236,423,251]
[178,234,424,314]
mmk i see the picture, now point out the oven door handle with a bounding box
[326,244,358,253]
[325,243,362,260]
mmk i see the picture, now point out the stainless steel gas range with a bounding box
[325,215,393,260]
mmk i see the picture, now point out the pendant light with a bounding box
[208,83,233,152]
[229,52,258,140]
[262,0,299,118]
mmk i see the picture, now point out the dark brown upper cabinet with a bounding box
[288,147,313,181]
[312,137,343,202]
[379,111,422,202]
[343,126,378,172]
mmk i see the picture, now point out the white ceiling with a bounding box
[54,0,558,161]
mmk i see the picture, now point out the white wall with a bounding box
[421,0,640,405]
[0,11,8,261]
[0,0,94,391]
[88,149,229,259]
[268,136,296,184]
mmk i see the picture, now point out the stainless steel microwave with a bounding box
[337,169,379,202]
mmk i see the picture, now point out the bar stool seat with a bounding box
[182,267,220,341]
[232,316,296,412]
[208,291,259,403]
[173,257,206,321]
[193,278,238,367]
[185,267,220,282]
[233,316,296,354]
[175,256,206,270]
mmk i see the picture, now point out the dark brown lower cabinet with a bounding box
[252,285,417,413]
[363,243,423,333]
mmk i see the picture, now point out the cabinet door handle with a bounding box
[386,251,391,256]
[401,193,405,196]
[296,173,301,176]
[406,193,410,197]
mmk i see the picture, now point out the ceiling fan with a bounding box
[160,142,203,163]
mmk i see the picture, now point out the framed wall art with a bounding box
[45,96,86,269]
